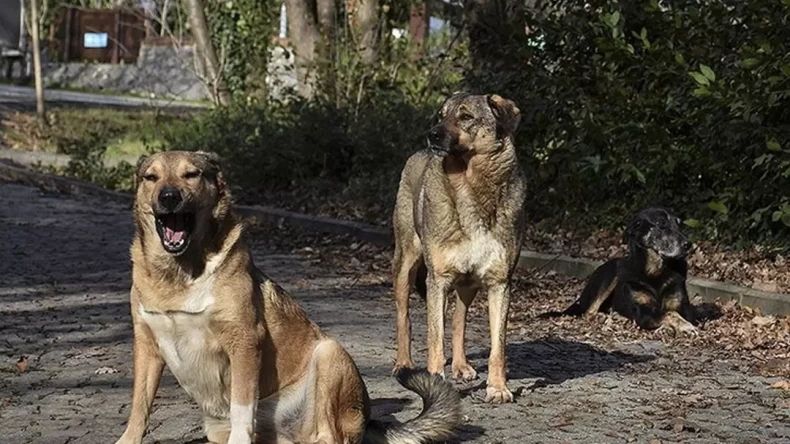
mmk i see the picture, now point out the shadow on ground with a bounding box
[468,336,654,387]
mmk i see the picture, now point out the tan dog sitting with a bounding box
[114,151,460,444]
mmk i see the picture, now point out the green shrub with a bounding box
[473,0,790,248]
[165,30,466,216]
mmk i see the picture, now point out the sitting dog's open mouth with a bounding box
[155,212,194,255]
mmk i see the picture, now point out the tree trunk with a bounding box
[29,0,46,126]
[317,0,336,36]
[409,1,429,58]
[285,0,320,98]
[185,0,231,106]
[356,0,379,63]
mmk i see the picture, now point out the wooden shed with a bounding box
[53,7,145,64]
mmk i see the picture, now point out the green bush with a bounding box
[165,30,466,219]
[40,131,136,191]
[61,0,788,251]
[474,0,790,248]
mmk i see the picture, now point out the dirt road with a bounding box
[1,182,788,444]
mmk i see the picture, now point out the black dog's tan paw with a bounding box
[659,312,699,336]
[674,322,699,336]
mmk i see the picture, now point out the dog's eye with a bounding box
[183,171,201,180]
[143,174,158,182]
[458,113,474,122]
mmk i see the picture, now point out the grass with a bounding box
[0,107,191,159]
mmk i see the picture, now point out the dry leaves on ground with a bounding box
[249,221,790,378]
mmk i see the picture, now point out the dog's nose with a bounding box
[683,239,693,251]
[158,188,182,212]
[428,126,444,145]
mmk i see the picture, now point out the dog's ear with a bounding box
[487,94,521,138]
[196,151,222,170]
[196,151,226,193]
[440,91,467,118]
[134,155,150,189]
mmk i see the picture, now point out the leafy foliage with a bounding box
[40,131,136,191]
[472,0,790,248]
[48,0,790,251]
[166,26,467,214]
[203,0,279,100]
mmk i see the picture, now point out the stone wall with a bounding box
[44,43,208,101]
[41,41,297,102]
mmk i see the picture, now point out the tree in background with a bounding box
[283,0,320,98]
[348,0,379,64]
[184,0,231,105]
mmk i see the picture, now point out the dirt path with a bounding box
[1,182,788,444]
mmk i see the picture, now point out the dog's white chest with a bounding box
[138,285,230,418]
[447,229,506,277]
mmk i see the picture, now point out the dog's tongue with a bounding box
[163,214,185,243]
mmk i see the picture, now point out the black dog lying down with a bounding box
[546,208,699,334]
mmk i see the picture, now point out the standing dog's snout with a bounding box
[158,187,183,212]
[428,125,444,146]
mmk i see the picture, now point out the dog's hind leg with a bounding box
[584,274,618,318]
[451,284,479,381]
[580,259,619,317]
[204,416,231,443]
[300,340,367,444]
[392,237,423,374]
[257,340,366,444]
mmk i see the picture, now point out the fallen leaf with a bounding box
[752,315,776,327]
[771,380,790,391]
[752,281,779,293]
[15,356,29,373]
[95,366,119,375]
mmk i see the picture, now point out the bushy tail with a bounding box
[364,369,461,444]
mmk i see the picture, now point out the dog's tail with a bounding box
[364,369,461,444]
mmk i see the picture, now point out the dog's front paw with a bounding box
[392,359,415,376]
[484,386,514,404]
[452,362,478,382]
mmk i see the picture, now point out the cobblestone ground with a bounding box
[1,182,788,444]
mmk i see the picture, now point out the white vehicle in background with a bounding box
[0,0,29,79]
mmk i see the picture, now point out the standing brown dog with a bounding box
[392,93,527,404]
[114,151,460,444]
